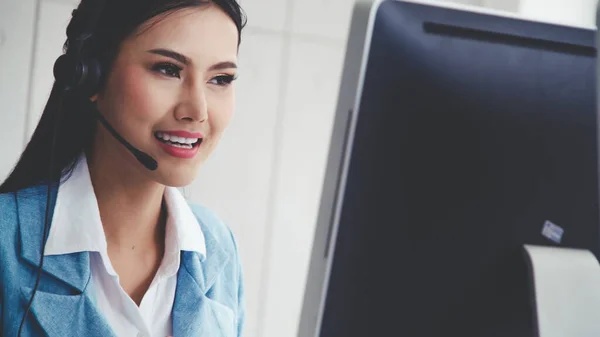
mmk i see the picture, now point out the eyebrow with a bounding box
[209,61,238,71]
[147,48,238,71]
[148,48,190,65]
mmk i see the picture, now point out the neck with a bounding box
[87,151,166,251]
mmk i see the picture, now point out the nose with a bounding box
[174,84,208,123]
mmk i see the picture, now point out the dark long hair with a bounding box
[0,0,246,193]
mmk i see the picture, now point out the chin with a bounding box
[155,168,198,188]
[160,178,196,188]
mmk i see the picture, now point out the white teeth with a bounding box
[155,132,199,144]
[169,143,193,149]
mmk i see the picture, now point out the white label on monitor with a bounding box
[541,220,564,244]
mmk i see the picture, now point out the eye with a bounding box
[209,74,237,86]
[152,62,182,78]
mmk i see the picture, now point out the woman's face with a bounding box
[93,5,239,187]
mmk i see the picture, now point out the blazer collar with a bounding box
[18,185,90,293]
[172,220,233,337]
[17,185,116,336]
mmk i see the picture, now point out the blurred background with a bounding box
[0,0,596,336]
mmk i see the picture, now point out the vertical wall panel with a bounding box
[0,0,37,180]
[261,38,345,337]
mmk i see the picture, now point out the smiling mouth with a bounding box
[154,132,203,149]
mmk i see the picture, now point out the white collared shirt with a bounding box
[44,156,206,337]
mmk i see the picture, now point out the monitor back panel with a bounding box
[319,2,599,337]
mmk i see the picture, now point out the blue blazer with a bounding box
[0,185,245,337]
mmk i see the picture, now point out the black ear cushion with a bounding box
[53,54,102,98]
[80,57,102,98]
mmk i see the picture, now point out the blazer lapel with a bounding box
[17,186,115,337]
[172,227,233,337]
[20,286,116,337]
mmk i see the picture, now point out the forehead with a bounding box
[124,5,239,64]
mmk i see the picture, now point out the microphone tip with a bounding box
[135,152,158,171]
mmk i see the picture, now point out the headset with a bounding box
[18,0,158,335]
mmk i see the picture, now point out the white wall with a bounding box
[482,0,520,12]
[518,0,597,27]
[0,1,597,337]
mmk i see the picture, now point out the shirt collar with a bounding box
[163,186,206,256]
[44,155,206,258]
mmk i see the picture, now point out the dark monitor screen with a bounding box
[299,1,600,337]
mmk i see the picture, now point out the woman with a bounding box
[0,0,246,336]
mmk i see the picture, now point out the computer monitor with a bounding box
[298,1,600,336]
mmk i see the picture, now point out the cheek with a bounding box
[106,65,164,123]
[208,92,235,136]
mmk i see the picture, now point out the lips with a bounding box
[154,131,203,158]
[154,131,202,149]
